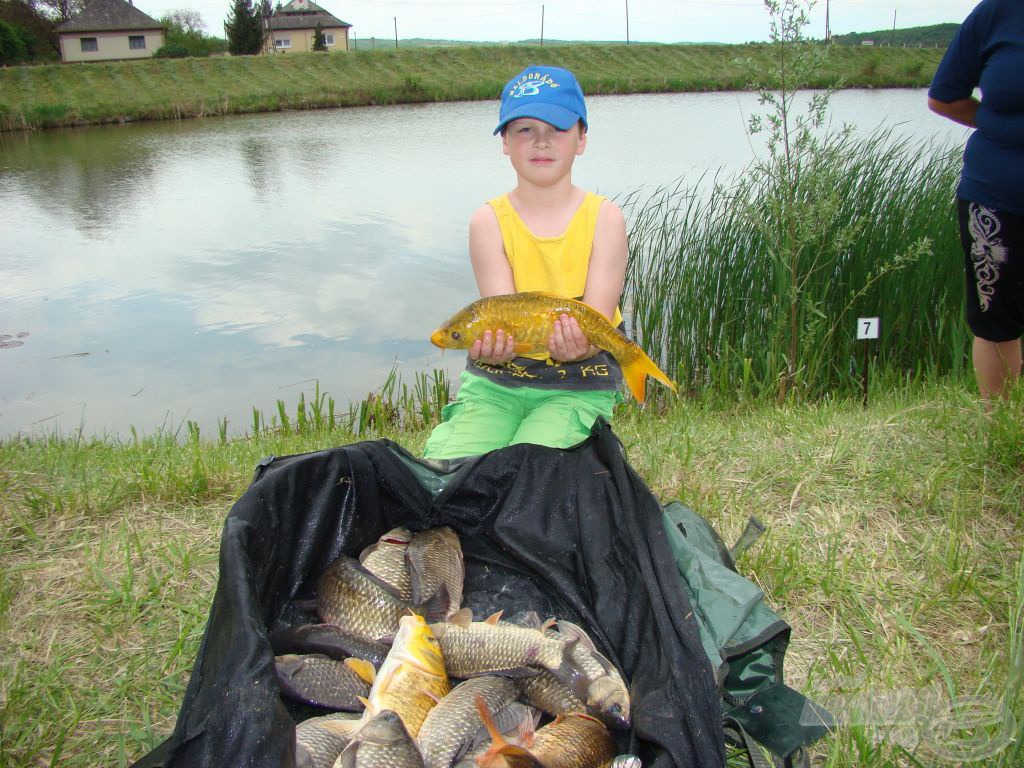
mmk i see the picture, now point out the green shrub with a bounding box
[155,43,189,59]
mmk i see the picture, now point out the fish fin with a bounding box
[539,616,558,633]
[273,654,305,679]
[337,740,359,768]
[320,718,362,738]
[474,695,509,756]
[344,657,376,685]
[293,597,320,612]
[449,607,474,628]
[424,688,445,704]
[356,695,372,713]
[486,746,542,768]
[554,620,597,653]
[621,347,677,404]
[468,666,541,679]
[484,610,504,626]
[415,583,451,623]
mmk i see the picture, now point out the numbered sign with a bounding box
[857,317,880,340]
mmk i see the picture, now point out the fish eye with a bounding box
[610,704,622,716]
[451,331,461,340]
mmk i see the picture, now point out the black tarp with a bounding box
[132,422,726,768]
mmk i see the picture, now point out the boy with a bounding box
[423,65,629,461]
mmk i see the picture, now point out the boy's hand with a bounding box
[469,329,517,365]
[549,315,599,362]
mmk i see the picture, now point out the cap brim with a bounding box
[493,103,584,135]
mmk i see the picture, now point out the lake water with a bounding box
[0,89,969,439]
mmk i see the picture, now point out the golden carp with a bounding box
[361,614,450,738]
[429,291,676,404]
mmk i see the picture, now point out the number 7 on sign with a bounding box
[857,317,880,340]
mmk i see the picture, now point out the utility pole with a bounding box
[541,5,545,46]
[394,16,398,49]
[625,0,630,45]
[890,9,896,47]
[825,0,830,42]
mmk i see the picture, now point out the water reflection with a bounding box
[0,90,968,439]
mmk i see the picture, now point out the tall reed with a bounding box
[624,130,968,399]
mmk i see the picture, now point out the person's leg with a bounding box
[973,336,1022,401]
[959,200,1024,403]
[422,373,524,460]
[510,389,619,450]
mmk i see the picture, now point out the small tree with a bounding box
[224,0,262,55]
[0,17,28,63]
[312,21,326,51]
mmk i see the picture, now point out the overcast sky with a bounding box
[145,0,978,45]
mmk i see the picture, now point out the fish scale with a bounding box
[416,676,519,768]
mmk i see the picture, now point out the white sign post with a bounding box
[857,317,880,406]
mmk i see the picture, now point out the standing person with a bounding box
[423,65,629,460]
[928,0,1024,403]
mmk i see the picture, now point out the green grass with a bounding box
[0,43,944,131]
[0,376,1021,766]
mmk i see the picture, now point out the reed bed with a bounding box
[624,130,968,400]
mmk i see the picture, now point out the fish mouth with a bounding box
[430,329,446,348]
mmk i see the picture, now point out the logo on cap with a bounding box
[508,71,562,99]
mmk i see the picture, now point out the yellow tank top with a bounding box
[487,192,624,330]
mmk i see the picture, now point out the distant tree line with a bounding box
[831,23,959,48]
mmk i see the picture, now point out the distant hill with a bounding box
[831,23,959,49]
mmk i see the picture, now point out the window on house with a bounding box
[129,35,146,50]
[80,37,98,52]
[324,34,335,46]
[275,38,291,48]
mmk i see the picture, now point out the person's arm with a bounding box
[467,204,517,364]
[927,96,978,129]
[548,200,628,362]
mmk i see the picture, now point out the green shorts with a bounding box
[422,371,621,460]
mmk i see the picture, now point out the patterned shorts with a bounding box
[958,199,1024,342]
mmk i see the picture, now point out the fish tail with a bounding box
[621,345,676,404]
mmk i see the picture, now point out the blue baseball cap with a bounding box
[493,65,588,135]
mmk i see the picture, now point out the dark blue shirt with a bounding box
[929,0,1024,215]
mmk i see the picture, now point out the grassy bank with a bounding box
[0,43,943,131]
[0,377,1021,766]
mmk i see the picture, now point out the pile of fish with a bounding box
[269,526,633,768]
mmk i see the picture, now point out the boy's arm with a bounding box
[549,200,628,362]
[468,204,517,364]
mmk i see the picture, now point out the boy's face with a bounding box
[501,118,587,184]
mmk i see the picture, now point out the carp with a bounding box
[275,654,371,711]
[415,676,519,768]
[406,526,464,615]
[317,555,449,644]
[271,623,390,668]
[546,620,630,730]
[476,698,616,768]
[429,610,574,681]
[334,709,425,768]
[360,614,450,738]
[360,527,414,602]
[429,291,676,403]
[295,712,362,768]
